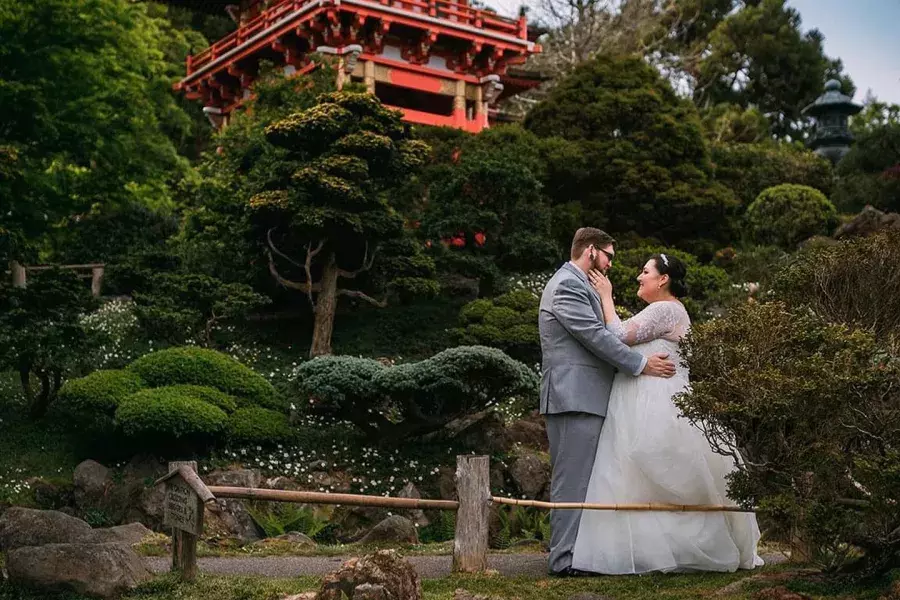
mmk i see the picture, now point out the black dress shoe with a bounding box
[549,567,598,578]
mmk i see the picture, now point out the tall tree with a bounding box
[691,0,852,138]
[524,55,737,252]
[249,92,438,356]
[0,0,197,262]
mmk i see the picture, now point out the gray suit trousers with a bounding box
[545,412,605,574]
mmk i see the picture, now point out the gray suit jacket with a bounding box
[539,262,647,417]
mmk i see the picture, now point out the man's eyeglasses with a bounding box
[593,246,615,263]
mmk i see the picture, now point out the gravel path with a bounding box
[146,552,786,579]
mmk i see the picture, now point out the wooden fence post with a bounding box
[90,266,104,297]
[167,461,204,581]
[10,261,26,288]
[452,455,490,573]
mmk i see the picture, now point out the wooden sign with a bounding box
[164,476,203,535]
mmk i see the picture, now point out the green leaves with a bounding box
[745,183,838,248]
[294,346,538,440]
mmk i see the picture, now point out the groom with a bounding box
[539,227,676,576]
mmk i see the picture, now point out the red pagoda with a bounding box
[170,0,543,131]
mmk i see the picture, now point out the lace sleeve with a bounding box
[605,301,689,346]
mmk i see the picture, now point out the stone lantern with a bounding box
[802,79,862,164]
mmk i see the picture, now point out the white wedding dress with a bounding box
[571,300,764,574]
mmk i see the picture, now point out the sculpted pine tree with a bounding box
[250,92,435,356]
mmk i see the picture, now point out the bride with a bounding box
[571,253,764,574]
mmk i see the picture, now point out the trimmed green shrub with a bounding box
[746,184,839,249]
[165,384,238,414]
[128,347,281,409]
[115,386,228,443]
[295,345,538,440]
[453,289,539,364]
[607,246,730,319]
[227,407,293,446]
[58,369,145,418]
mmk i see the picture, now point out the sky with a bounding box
[484,0,900,105]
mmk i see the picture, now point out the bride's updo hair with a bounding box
[651,254,688,298]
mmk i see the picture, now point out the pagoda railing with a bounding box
[185,0,527,77]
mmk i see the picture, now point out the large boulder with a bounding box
[508,451,550,500]
[834,205,900,239]
[358,516,418,545]
[204,468,265,544]
[506,412,548,451]
[316,550,421,600]
[0,507,93,552]
[90,522,155,546]
[6,542,152,598]
[73,460,112,501]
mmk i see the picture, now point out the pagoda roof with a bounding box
[802,79,862,117]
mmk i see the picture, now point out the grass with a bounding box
[0,567,897,600]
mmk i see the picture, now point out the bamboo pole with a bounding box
[491,496,754,513]
[207,486,459,510]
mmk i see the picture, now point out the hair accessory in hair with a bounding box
[660,253,669,267]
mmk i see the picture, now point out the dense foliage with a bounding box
[452,289,540,365]
[524,55,737,252]
[128,347,282,409]
[745,184,839,248]
[678,234,900,574]
[294,346,539,440]
[0,270,98,417]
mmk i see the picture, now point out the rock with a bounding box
[506,415,548,451]
[508,451,550,500]
[422,411,511,454]
[835,205,900,239]
[204,468,265,544]
[283,594,317,600]
[30,477,75,511]
[316,549,421,600]
[359,515,418,545]
[397,483,429,529]
[73,460,112,499]
[352,583,389,600]
[266,476,299,490]
[0,507,93,552]
[6,542,152,599]
[125,482,167,532]
[309,470,353,493]
[568,594,616,600]
[206,468,262,489]
[752,588,812,600]
[437,467,457,500]
[309,460,329,472]
[90,522,155,546]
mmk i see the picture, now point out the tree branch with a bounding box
[267,228,304,269]
[337,288,388,307]
[304,240,325,308]
[338,242,377,279]
[265,247,321,294]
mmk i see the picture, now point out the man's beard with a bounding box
[590,253,608,274]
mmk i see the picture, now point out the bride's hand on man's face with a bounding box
[589,269,612,298]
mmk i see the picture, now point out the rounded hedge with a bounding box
[58,369,146,417]
[115,386,228,441]
[165,385,238,414]
[746,184,839,249]
[127,347,281,409]
[226,407,293,446]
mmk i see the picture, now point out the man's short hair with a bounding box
[570,227,616,259]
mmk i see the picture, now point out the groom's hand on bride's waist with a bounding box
[642,353,676,378]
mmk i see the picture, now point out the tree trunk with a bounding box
[309,253,339,357]
[29,371,55,419]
